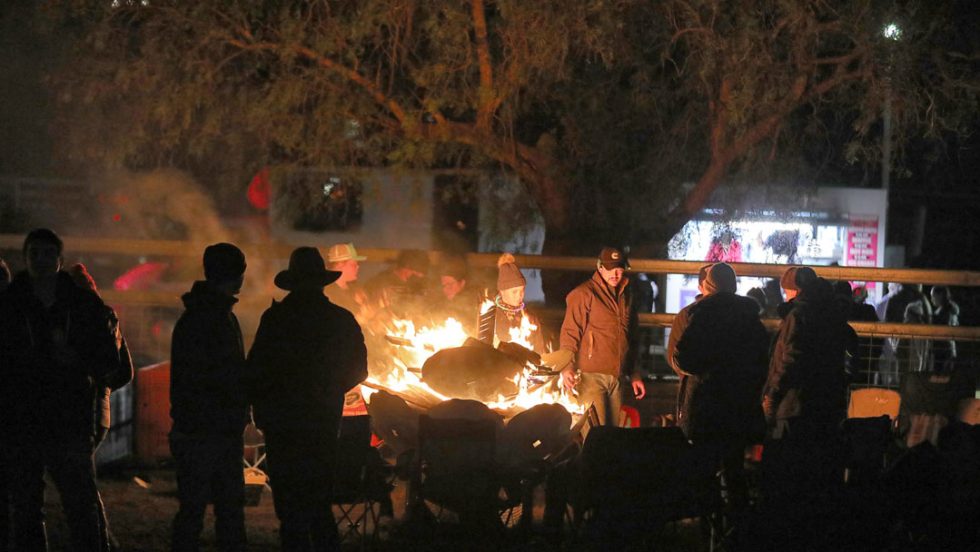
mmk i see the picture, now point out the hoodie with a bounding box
[169,281,248,436]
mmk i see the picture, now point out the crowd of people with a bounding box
[0,228,974,551]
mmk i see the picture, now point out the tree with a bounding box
[48,0,978,259]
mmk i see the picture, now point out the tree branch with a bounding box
[224,36,410,125]
[471,0,500,130]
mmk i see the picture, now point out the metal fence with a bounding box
[2,236,977,377]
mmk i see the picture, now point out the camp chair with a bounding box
[840,415,893,486]
[570,426,723,550]
[332,415,394,548]
[242,421,267,471]
[898,370,975,447]
[242,421,270,504]
[415,414,507,530]
[847,387,901,419]
[957,398,980,425]
[619,405,641,428]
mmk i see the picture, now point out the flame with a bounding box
[363,313,582,416]
[506,312,538,351]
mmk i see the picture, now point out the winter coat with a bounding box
[559,272,638,377]
[246,290,367,434]
[932,301,960,366]
[762,278,858,434]
[0,271,119,445]
[667,292,769,442]
[169,281,248,436]
[494,306,547,354]
[97,306,134,431]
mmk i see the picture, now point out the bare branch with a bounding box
[471,0,499,130]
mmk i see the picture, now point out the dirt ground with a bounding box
[32,466,706,551]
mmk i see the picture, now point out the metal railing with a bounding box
[3,235,979,347]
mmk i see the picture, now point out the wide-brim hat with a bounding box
[275,247,341,290]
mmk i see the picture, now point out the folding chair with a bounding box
[957,398,980,425]
[898,370,975,447]
[619,405,641,428]
[570,426,723,550]
[243,422,267,471]
[415,414,505,530]
[840,415,893,486]
[242,421,270,505]
[332,415,394,549]
[847,388,901,419]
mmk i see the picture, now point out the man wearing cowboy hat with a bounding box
[246,247,367,551]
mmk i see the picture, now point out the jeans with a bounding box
[4,441,106,552]
[170,434,246,552]
[263,430,339,552]
[578,372,623,427]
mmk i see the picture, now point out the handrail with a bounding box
[2,234,978,287]
[96,290,980,341]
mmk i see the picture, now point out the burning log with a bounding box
[420,340,522,402]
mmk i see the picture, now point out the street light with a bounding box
[882,23,903,41]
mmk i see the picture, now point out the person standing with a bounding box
[559,247,646,426]
[169,243,249,552]
[0,229,118,551]
[0,257,10,552]
[68,263,134,552]
[323,242,369,317]
[246,247,367,551]
[667,263,769,511]
[761,268,857,492]
[930,286,960,371]
[485,253,546,353]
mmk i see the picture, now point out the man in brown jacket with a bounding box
[559,247,645,426]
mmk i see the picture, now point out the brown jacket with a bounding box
[559,272,638,377]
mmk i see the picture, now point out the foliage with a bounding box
[46,0,980,252]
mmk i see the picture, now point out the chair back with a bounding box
[840,415,892,486]
[848,388,901,419]
[333,415,374,503]
[957,398,980,425]
[577,426,719,524]
[620,405,641,428]
[417,414,498,513]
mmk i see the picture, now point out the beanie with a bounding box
[703,262,737,295]
[497,253,526,290]
[780,266,817,291]
[203,243,246,283]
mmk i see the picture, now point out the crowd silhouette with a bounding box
[0,228,976,552]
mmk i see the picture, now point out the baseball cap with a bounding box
[598,247,630,270]
[326,242,367,264]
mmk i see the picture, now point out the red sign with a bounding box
[846,216,879,292]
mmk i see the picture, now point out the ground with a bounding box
[34,466,707,551]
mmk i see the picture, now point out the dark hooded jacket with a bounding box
[762,278,858,433]
[668,291,769,442]
[560,272,638,377]
[246,290,367,434]
[0,271,118,445]
[169,281,248,436]
[97,306,134,431]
